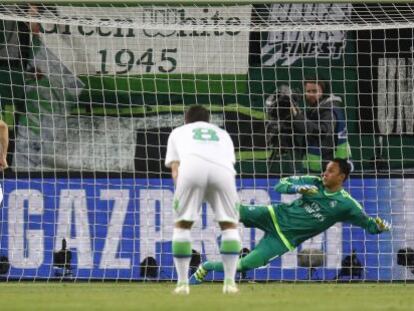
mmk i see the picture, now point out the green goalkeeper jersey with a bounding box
[272,176,381,250]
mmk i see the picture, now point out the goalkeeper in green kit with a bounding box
[190,158,391,284]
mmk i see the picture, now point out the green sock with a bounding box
[172,241,192,258]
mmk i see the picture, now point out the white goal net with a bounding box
[0,2,413,282]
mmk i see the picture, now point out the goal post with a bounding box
[0,1,412,282]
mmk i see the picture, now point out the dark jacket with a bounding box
[292,94,350,171]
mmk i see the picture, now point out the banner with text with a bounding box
[41,6,251,76]
[0,178,410,281]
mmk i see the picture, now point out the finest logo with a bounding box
[261,3,351,66]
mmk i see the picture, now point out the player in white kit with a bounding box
[165,105,241,295]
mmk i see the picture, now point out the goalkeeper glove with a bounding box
[375,217,391,232]
[292,185,318,195]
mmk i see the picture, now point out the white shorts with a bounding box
[173,156,239,224]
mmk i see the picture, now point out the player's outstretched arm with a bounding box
[346,200,391,234]
[274,176,319,195]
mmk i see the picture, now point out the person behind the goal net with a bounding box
[190,158,390,284]
[165,105,241,294]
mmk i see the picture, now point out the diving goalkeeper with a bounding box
[190,158,390,284]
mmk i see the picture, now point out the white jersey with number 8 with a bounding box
[165,121,239,223]
[165,121,236,174]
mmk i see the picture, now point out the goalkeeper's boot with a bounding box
[189,265,208,285]
[223,279,239,294]
[173,282,190,295]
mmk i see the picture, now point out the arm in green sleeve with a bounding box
[346,201,381,234]
[274,175,321,194]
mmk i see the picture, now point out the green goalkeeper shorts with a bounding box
[238,204,289,269]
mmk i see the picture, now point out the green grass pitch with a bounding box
[0,283,413,311]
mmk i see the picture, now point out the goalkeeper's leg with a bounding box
[190,233,288,283]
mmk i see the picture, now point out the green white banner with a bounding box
[41,6,251,75]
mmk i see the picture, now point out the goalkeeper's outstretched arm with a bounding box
[275,176,320,195]
[346,199,391,234]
